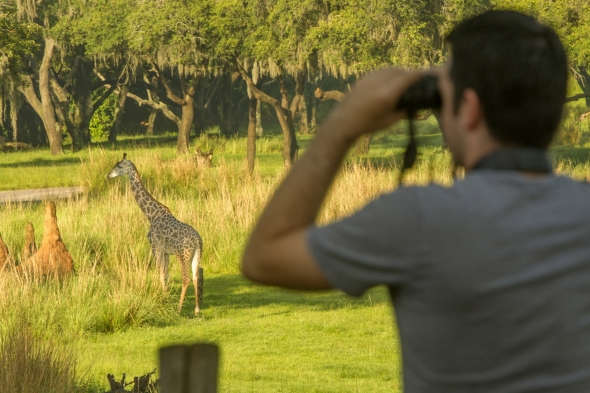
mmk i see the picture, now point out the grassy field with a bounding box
[2,121,590,392]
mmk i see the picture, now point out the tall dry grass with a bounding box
[0,313,81,393]
[0,146,588,342]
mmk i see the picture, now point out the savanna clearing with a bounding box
[2,122,590,392]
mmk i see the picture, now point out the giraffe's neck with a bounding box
[128,170,170,222]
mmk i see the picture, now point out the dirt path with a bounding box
[0,187,84,204]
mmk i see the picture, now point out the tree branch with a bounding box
[234,59,282,109]
[17,75,43,115]
[126,92,181,127]
[152,64,186,106]
[92,79,118,90]
[565,94,590,103]
[314,87,345,102]
[93,84,118,113]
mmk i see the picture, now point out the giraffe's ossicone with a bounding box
[108,153,204,315]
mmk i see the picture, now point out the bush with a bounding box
[89,92,117,141]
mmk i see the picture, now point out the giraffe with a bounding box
[107,153,204,315]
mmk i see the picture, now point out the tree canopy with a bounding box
[0,0,588,158]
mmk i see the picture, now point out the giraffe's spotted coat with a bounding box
[108,156,203,315]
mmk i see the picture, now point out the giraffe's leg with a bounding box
[163,253,170,288]
[156,251,170,290]
[177,253,191,313]
[150,237,167,290]
[191,248,202,315]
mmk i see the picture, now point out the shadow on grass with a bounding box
[0,156,82,169]
[551,146,590,162]
[175,273,390,317]
[93,135,178,151]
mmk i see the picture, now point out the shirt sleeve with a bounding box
[307,186,420,297]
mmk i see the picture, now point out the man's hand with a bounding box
[241,68,424,289]
[325,69,425,142]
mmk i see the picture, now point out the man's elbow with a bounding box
[241,248,268,284]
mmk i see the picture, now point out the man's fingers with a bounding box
[386,70,429,109]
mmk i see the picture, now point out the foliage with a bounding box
[0,0,588,158]
[89,91,117,141]
[0,12,42,81]
[492,0,590,66]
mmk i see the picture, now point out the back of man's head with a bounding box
[447,10,568,148]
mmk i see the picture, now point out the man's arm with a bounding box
[241,69,424,289]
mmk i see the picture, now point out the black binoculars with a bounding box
[396,75,442,112]
[395,75,442,186]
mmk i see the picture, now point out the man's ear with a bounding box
[460,88,483,132]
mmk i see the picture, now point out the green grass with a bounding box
[2,123,590,392]
[79,275,400,393]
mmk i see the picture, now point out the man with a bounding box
[242,10,590,392]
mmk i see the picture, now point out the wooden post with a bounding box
[188,344,219,393]
[160,345,189,393]
[159,343,219,393]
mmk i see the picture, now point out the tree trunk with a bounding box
[298,97,309,134]
[277,75,290,110]
[235,61,297,168]
[72,56,94,147]
[576,66,590,107]
[147,108,157,136]
[19,38,63,155]
[21,104,44,146]
[109,84,129,143]
[49,74,85,152]
[353,134,373,155]
[277,70,306,163]
[195,85,207,133]
[177,94,194,154]
[256,100,263,136]
[247,88,257,175]
[289,71,306,132]
[144,75,159,136]
[310,94,317,132]
[220,72,237,136]
[154,69,200,155]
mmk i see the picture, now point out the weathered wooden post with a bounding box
[159,343,219,393]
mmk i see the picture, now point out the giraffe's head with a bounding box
[107,153,136,179]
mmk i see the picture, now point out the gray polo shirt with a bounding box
[308,170,590,392]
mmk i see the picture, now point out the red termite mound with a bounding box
[30,201,74,278]
[0,233,14,271]
[22,221,37,261]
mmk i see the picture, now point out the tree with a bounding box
[211,0,326,168]
[1,0,125,153]
[124,0,215,155]
[0,11,42,142]
[493,0,590,107]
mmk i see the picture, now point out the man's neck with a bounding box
[467,147,552,176]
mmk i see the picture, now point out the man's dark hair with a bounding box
[446,10,568,148]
